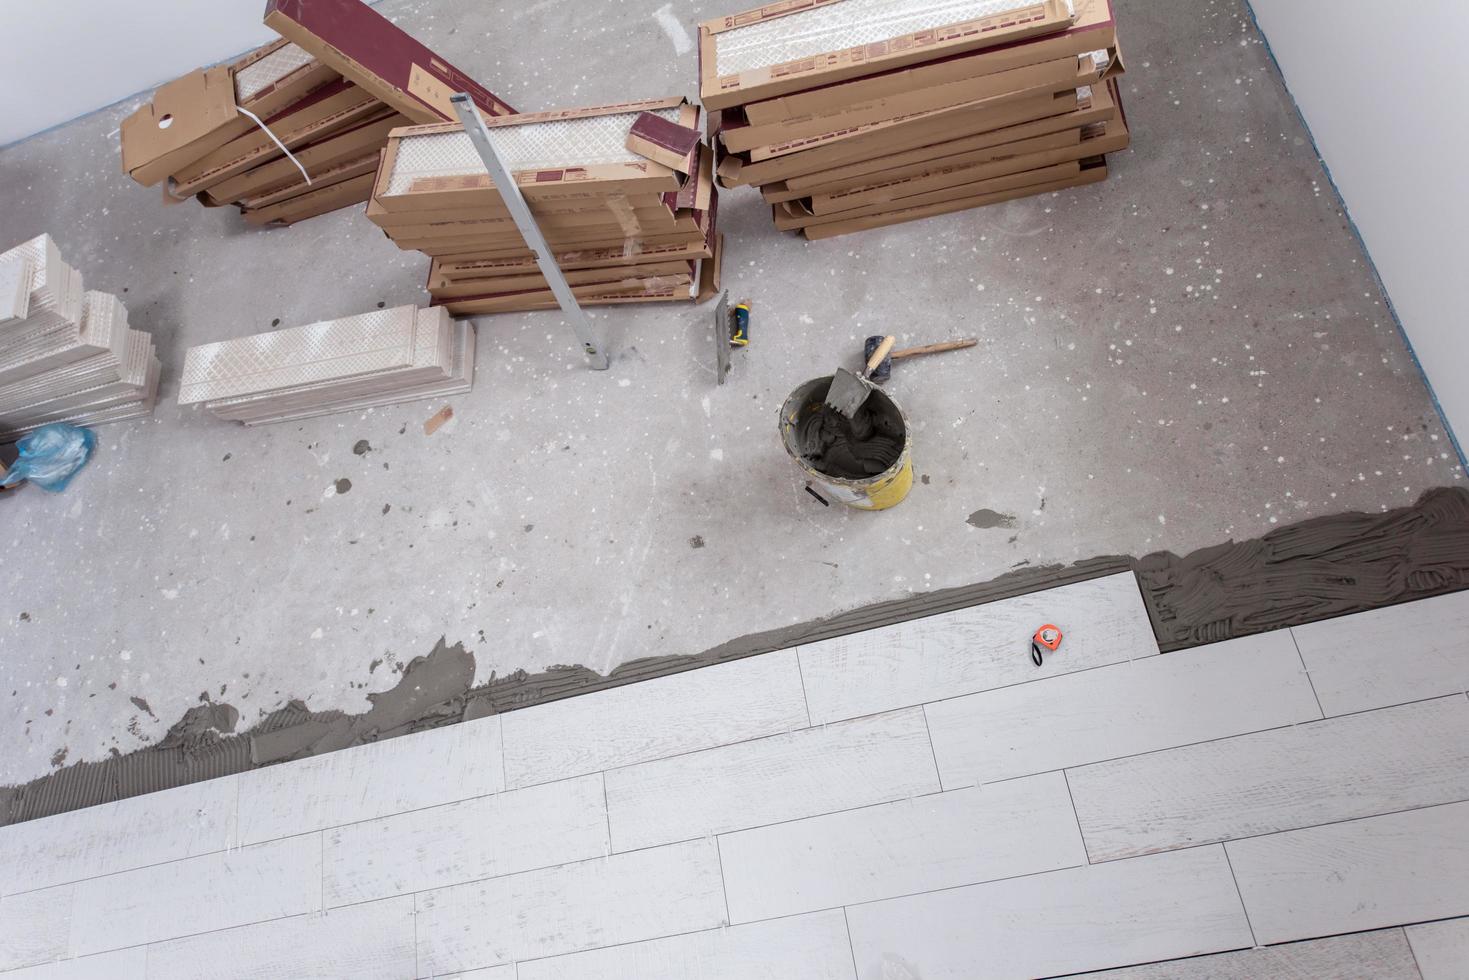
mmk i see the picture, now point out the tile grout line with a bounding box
[1048,693,1466,787]
[793,647,815,728]
[1085,797,1469,867]
[919,704,944,789]
[498,714,509,791]
[319,830,326,912]
[601,771,613,854]
[714,836,733,925]
[1401,925,1427,980]
[1220,842,1260,948]
[842,907,862,979]
[1288,628,1327,719]
[1060,769,1090,865]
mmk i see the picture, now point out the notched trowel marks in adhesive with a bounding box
[968,508,1019,529]
[796,401,904,480]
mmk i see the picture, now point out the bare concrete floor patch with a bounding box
[0,0,1464,786]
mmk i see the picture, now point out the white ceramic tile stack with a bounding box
[178,304,475,426]
[0,235,162,442]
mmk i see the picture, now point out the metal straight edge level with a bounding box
[449,93,611,371]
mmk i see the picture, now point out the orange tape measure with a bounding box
[1031,624,1063,666]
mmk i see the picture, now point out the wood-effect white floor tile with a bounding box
[719,773,1084,923]
[925,630,1321,788]
[1228,801,1469,945]
[0,947,147,980]
[0,887,72,971]
[414,839,725,976]
[1406,917,1469,980]
[0,777,238,896]
[1293,592,1469,716]
[68,833,321,957]
[1068,695,1469,861]
[144,896,416,980]
[501,651,810,789]
[605,708,939,852]
[797,572,1158,724]
[845,846,1252,980]
[515,911,858,980]
[237,716,502,845]
[324,773,607,907]
[1076,928,1420,979]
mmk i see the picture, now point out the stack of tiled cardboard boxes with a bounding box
[0,235,160,441]
[119,0,513,227]
[703,0,1128,239]
[366,99,722,315]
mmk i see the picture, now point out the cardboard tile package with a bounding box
[0,236,162,442]
[702,0,1131,239]
[367,98,723,315]
[119,0,514,227]
[178,305,474,426]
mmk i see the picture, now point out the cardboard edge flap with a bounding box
[120,67,239,182]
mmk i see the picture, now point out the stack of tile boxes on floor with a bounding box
[0,235,160,442]
[177,305,473,426]
[367,99,721,315]
[119,0,514,227]
[704,0,1130,240]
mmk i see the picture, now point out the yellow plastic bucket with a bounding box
[779,376,913,511]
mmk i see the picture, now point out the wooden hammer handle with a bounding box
[891,338,978,360]
[863,336,896,377]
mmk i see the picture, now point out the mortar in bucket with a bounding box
[779,376,913,511]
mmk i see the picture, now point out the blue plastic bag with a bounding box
[1,424,97,493]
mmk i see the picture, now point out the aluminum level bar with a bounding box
[449,93,610,371]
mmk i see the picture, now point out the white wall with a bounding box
[1249,0,1468,453]
[0,1,276,147]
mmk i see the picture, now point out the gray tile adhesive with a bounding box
[3,486,1467,826]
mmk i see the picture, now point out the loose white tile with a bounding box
[1069,696,1469,861]
[0,887,72,972]
[1078,928,1420,979]
[926,631,1321,787]
[846,846,1252,979]
[1228,802,1469,944]
[324,773,608,906]
[0,777,238,896]
[415,839,725,975]
[517,911,858,980]
[0,947,147,980]
[146,896,416,980]
[502,650,811,788]
[1294,592,1469,715]
[68,834,320,957]
[798,572,1158,724]
[237,717,502,844]
[605,708,939,852]
[1407,917,1469,980]
[720,774,1084,923]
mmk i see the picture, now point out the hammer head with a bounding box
[864,335,894,383]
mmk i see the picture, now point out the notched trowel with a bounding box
[824,334,894,417]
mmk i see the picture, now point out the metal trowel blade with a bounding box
[824,366,876,418]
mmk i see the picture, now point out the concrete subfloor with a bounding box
[0,0,1462,788]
